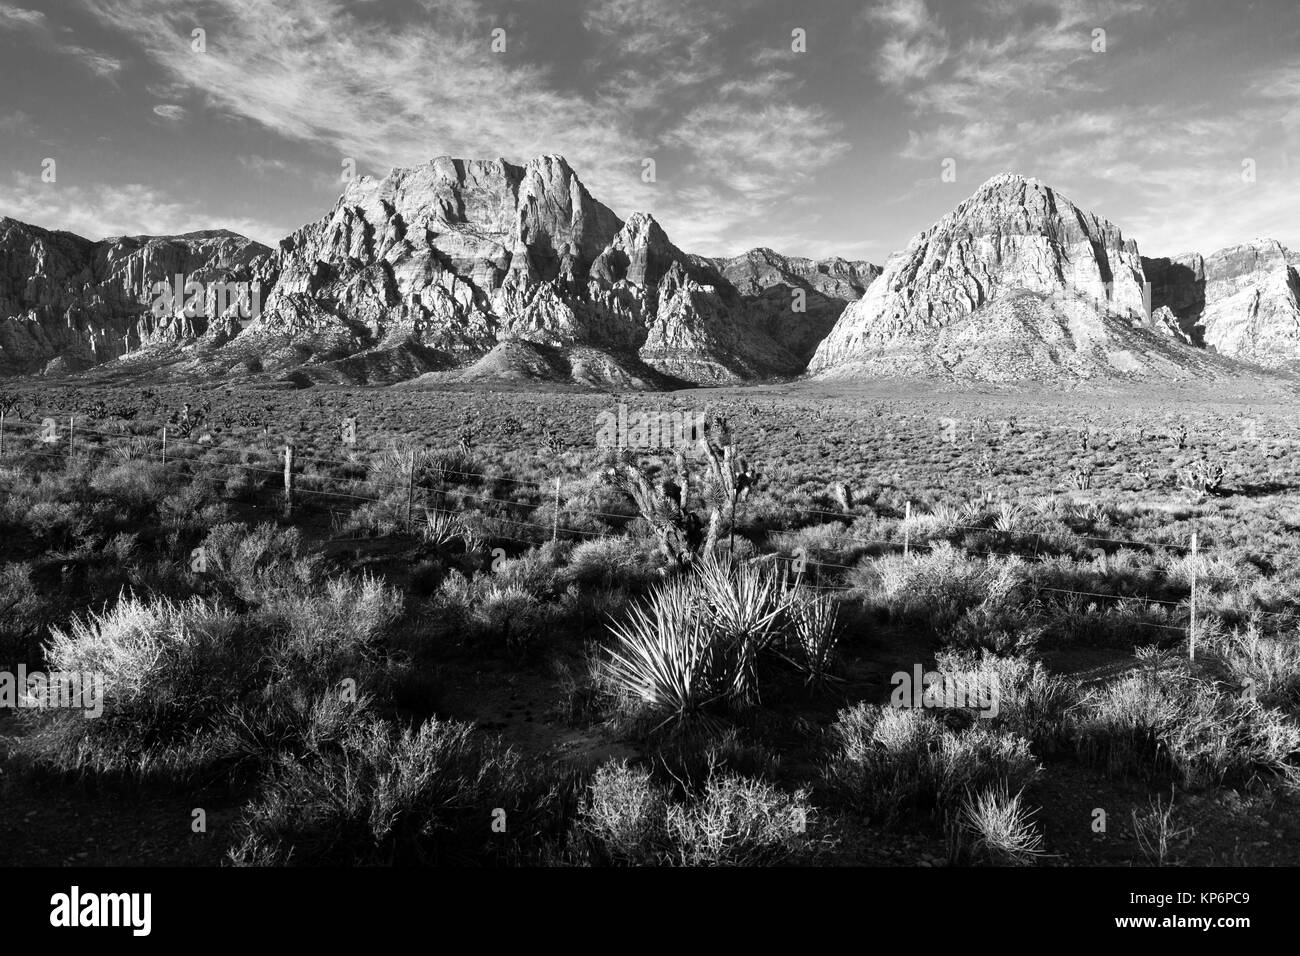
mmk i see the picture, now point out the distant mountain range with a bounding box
[2,156,1298,387]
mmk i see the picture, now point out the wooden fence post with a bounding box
[552,477,561,541]
[283,444,294,517]
[1189,531,1198,661]
[405,448,416,533]
[903,500,911,560]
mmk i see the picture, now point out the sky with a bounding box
[1,0,1298,265]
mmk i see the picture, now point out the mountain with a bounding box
[221,154,871,386]
[809,174,1232,382]
[717,248,880,363]
[1143,239,1300,368]
[7,158,1299,388]
[0,218,275,376]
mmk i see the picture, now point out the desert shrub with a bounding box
[773,522,864,568]
[958,785,1045,866]
[579,761,667,863]
[491,547,560,599]
[471,583,551,653]
[1209,622,1300,711]
[198,522,321,604]
[17,595,261,780]
[89,460,171,507]
[1070,653,1300,788]
[855,543,1031,632]
[260,572,403,690]
[664,772,813,866]
[157,480,225,532]
[0,561,57,666]
[23,500,88,546]
[945,650,1075,756]
[578,759,813,866]
[825,703,1039,822]
[229,716,565,865]
[1162,549,1257,594]
[560,536,656,591]
[1038,592,1182,649]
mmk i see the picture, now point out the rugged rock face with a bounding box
[237,155,870,384]
[718,248,880,363]
[809,174,1203,381]
[0,218,275,374]
[1144,240,1300,367]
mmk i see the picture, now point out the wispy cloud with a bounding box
[0,2,123,78]
[1,172,285,244]
[71,0,846,254]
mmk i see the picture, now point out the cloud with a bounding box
[65,0,848,255]
[0,2,43,27]
[0,2,122,78]
[0,172,286,245]
[0,109,37,136]
[151,104,187,122]
[864,0,949,88]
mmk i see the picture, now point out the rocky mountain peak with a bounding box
[810,175,1158,380]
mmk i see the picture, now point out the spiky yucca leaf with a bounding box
[785,589,841,687]
[603,576,726,725]
[695,555,792,706]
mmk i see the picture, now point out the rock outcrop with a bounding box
[718,248,880,363]
[232,155,871,384]
[1143,239,1300,368]
[809,174,1215,381]
[0,218,276,375]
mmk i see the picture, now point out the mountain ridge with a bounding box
[2,160,1298,388]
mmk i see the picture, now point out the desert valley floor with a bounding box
[2,374,1300,866]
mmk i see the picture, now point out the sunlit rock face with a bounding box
[1145,239,1300,369]
[249,155,872,384]
[809,174,1210,382]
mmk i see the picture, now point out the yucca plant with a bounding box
[603,575,727,728]
[783,588,841,688]
[424,506,467,548]
[694,555,791,707]
[603,556,792,726]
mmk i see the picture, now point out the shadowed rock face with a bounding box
[0,219,275,375]
[1144,240,1300,367]
[718,248,880,363]
[810,174,1156,380]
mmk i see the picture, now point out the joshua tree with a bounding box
[1179,456,1225,499]
[830,481,854,513]
[604,413,760,567]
